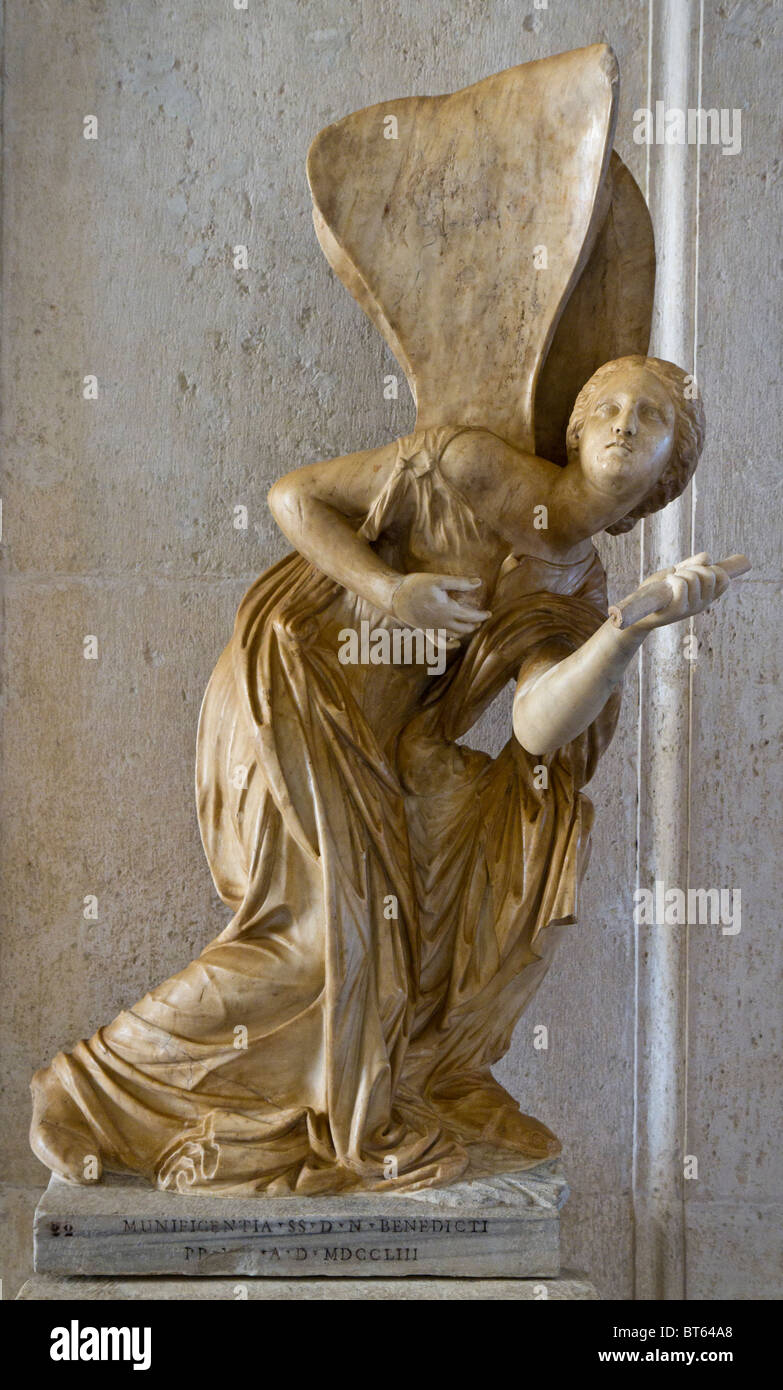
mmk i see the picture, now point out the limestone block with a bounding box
[19,1271,599,1301]
[34,1167,566,1279]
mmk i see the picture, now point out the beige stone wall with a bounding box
[1,0,780,1299]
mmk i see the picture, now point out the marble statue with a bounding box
[30,45,748,1196]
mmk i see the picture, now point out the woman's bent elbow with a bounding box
[268,477,303,531]
[513,707,557,757]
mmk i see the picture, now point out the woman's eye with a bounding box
[641,405,663,421]
[595,401,617,417]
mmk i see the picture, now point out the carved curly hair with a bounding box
[565,355,706,535]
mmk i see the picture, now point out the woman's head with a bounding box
[565,356,705,534]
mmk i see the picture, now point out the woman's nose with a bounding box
[613,410,636,436]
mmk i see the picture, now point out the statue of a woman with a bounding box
[29,48,741,1196]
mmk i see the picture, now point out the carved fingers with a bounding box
[633,552,732,631]
[391,572,491,635]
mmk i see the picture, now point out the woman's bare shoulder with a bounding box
[441,428,557,489]
[439,428,561,544]
[269,439,400,519]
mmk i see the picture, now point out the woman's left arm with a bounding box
[513,553,730,754]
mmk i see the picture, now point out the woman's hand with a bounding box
[513,551,739,755]
[625,552,731,632]
[391,572,491,636]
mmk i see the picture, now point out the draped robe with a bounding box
[40,426,621,1194]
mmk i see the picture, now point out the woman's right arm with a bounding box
[268,447,490,634]
[268,444,404,613]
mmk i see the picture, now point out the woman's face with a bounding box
[576,366,676,513]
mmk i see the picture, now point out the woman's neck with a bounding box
[548,464,631,546]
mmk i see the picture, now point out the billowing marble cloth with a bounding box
[43,428,620,1194]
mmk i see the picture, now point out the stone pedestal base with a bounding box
[18,1272,599,1300]
[34,1164,567,1280]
